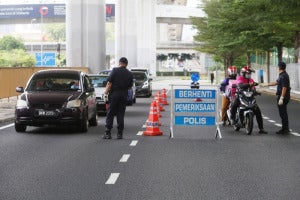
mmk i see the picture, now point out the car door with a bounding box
[83,75,96,119]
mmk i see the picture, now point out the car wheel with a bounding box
[15,123,26,132]
[79,111,88,132]
[89,113,98,126]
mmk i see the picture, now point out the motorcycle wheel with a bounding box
[245,114,254,135]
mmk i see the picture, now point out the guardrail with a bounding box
[0,67,89,99]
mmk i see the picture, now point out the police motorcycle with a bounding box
[227,82,260,135]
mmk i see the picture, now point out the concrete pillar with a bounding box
[66,0,106,73]
[116,0,156,75]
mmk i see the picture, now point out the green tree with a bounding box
[0,35,26,51]
[45,23,66,42]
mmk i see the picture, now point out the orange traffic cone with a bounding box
[161,88,169,105]
[143,102,163,136]
[154,92,165,111]
[145,101,161,126]
[153,99,162,117]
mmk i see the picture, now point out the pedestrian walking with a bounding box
[259,61,291,134]
[103,57,133,139]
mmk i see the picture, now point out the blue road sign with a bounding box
[175,116,215,126]
[175,103,216,112]
[35,52,56,67]
[175,89,216,99]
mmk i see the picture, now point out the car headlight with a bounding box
[142,81,149,89]
[67,99,82,108]
[16,99,28,108]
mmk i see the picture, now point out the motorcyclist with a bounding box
[220,66,238,126]
[230,66,267,134]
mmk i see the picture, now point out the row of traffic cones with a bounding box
[143,88,169,136]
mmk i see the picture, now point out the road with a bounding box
[0,79,300,200]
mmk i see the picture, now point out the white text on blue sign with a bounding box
[175,103,215,112]
[175,116,215,126]
[175,89,216,99]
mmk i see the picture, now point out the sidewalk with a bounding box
[0,87,299,124]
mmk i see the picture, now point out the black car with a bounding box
[15,69,98,133]
[131,71,152,97]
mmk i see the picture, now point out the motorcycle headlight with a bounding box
[142,81,149,89]
[16,99,28,108]
[243,91,253,97]
[66,99,82,108]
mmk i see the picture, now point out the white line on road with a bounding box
[263,116,270,119]
[142,124,146,128]
[105,173,120,184]
[130,140,138,146]
[137,131,143,136]
[268,120,276,123]
[0,123,14,130]
[119,154,130,162]
[291,132,300,137]
[275,123,282,127]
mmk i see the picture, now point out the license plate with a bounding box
[38,110,56,116]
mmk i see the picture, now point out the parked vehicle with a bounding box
[227,83,260,135]
[15,69,98,133]
[131,68,151,77]
[131,71,152,97]
[88,74,109,114]
[96,70,136,106]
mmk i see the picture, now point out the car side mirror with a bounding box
[16,86,24,93]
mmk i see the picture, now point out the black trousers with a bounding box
[230,97,264,129]
[277,95,290,130]
[105,91,127,131]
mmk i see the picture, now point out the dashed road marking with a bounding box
[142,124,146,128]
[119,154,130,163]
[0,123,14,130]
[268,120,276,123]
[105,173,120,184]
[137,131,143,136]
[130,140,138,146]
[275,123,282,127]
[291,132,300,137]
[263,116,269,120]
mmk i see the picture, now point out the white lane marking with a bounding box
[0,123,14,130]
[275,123,282,127]
[291,132,300,137]
[130,140,138,146]
[263,116,269,119]
[137,131,143,136]
[105,173,120,184]
[142,124,146,128]
[268,120,276,123]
[119,154,130,163]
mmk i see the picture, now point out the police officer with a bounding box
[260,61,291,134]
[103,57,133,139]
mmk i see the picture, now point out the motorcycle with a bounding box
[227,83,260,135]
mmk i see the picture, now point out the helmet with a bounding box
[227,66,237,78]
[241,66,254,79]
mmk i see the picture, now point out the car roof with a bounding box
[88,74,108,77]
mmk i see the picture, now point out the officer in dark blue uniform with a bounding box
[260,61,291,134]
[103,57,133,139]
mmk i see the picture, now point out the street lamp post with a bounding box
[40,6,48,66]
[30,18,36,55]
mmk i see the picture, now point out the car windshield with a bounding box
[26,74,81,91]
[89,76,108,88]
[132,73,147,81]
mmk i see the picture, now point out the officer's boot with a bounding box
[117,130,123,139]
[103,129,112,139]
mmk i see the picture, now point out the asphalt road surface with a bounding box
[0,80,299,200]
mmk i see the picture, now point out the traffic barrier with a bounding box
[153,100,162,117]
[161,88,169,105]
[143,101,163,136]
